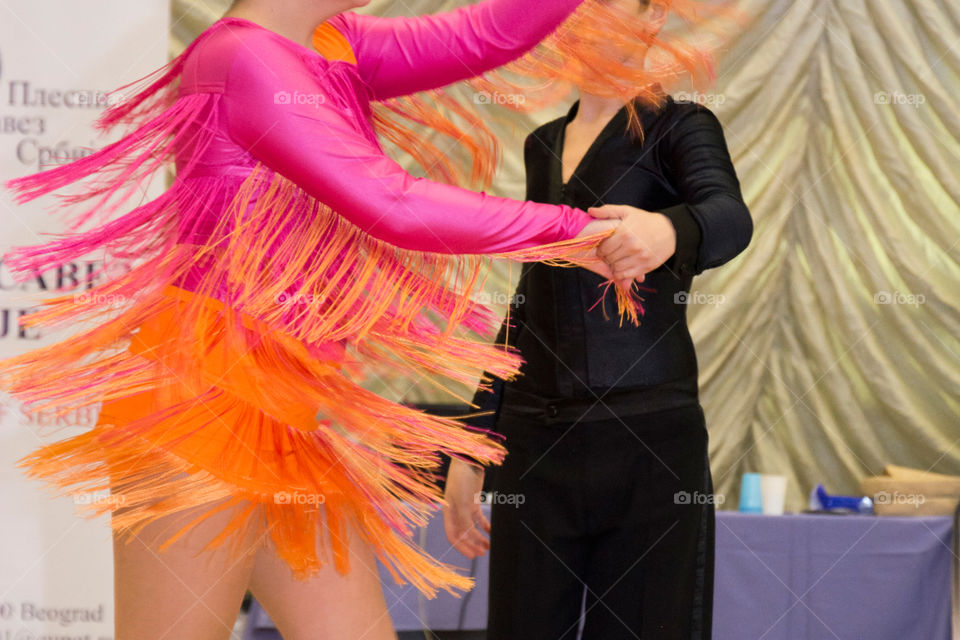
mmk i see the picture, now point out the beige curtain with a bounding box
[170,0,960,512]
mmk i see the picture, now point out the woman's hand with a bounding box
[443,458,490,558]
[589,204,677,288]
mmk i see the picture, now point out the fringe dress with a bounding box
[0,0,719,596]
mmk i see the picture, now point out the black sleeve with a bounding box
[463,258,530,429]
[463,314,514,432]
[459,128,548,454]
[660,104,753,274]
[457,294,525,468]
[659,203,703,278]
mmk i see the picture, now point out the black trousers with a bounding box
[486,403,714,640]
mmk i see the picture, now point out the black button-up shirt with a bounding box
[469,97,753,428]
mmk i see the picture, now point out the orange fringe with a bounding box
[3,165,620,596]
[370,0,741,187]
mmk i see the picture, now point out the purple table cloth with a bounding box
[244,511,953,639]
[714,512,951,640]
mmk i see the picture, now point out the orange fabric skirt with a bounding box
[17,284,494,595]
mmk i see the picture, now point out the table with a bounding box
[243,511,954,639]
[714,512,952,640]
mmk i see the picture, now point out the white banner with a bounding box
[0,2,169,638]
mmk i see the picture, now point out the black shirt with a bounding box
[469,96,752,428]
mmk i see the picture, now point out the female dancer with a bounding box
[444,0,752,638]
[0,1,653,638]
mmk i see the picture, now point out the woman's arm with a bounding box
[592,104,753,279]
[443,291,525,557]
[223,31,597,255]
[662,104,753,273]
[330,0,584,101]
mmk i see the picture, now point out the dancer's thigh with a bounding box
[113,499,259,640]
[249,519,396,640]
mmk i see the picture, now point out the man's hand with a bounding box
[589,204,677,287]
[443,458,490,558]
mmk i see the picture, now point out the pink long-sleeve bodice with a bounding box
[176,5,590,255]
[5,0,611,364]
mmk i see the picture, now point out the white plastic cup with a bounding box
[761,474,787,515]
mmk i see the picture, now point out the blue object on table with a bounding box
[808,483,875,514]
[739,472,764,513]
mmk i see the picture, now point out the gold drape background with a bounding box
[170,0,960,512]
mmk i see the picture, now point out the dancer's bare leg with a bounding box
[249,518,397,640]
[113,501,260,640]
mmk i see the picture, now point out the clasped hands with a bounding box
[575,204,677,290]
